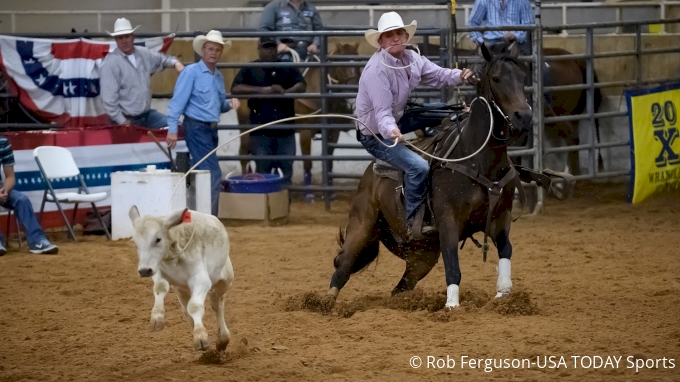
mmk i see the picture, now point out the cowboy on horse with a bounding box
[355,11,475,240]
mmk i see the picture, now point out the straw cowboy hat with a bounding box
[106,18,140,37]
[192,30,233,55]
[364,12,417,49]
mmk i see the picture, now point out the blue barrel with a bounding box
[222,172,283,194]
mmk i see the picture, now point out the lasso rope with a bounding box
[170,42,492,251]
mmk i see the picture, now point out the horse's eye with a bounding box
[492,77,500,83]
[154,238,161,244]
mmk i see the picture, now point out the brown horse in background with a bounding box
[237,43,361,199]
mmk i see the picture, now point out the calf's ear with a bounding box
[129,205,140,223]
[164,208,188,230]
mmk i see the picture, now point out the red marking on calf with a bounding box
[182,210,192,223]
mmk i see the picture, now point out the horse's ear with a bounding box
[353,42,359,50]
[508,42,520,58]
[480,43,493,62]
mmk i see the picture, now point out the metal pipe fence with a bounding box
[2,16,680,212]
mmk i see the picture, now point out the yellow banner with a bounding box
[626,84,680,203]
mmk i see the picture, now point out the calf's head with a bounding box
[129,205,187,277]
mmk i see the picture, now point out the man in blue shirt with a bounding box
[231,37,306,185]
[167,30,240,216]
[467,0,534,55]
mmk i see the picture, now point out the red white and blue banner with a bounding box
[0,35,174,127]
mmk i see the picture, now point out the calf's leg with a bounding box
[187,277,212,351]
[175,287,194,330]
[210,279,231,352]
[150,273,169,331]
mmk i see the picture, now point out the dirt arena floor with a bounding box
[0,182,678,382]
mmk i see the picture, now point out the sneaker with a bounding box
[0,243,6,256]
[29,240,59,255]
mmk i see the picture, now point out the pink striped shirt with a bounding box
[355,49,464,139]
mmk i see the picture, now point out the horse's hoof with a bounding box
[444,304,459,311]
[304,193,315,203]
[495,291,510,298]
[319,295,336,314]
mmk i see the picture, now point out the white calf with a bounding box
[128,205,234,351]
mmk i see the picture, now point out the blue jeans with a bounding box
[183,118,221,216]
[0,186,49,248]
[130,109,168,128]
[359,133,429,224]
[249,134,296,186]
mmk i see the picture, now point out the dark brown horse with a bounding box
[237,43,361,195]
[325,44,533,309]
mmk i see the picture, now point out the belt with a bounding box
[123,110,149,120]
[184,115,217,127]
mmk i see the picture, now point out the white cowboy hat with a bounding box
[106,18,140,37]
[364,12,417,49]
[192,30,233,56]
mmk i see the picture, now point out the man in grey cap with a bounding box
[258,0,324,62]
[100,18,184,128]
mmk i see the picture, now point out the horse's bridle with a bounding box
[489,100,514,143]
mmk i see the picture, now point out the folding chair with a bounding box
[33,146,111,242]
[0,206,23,248]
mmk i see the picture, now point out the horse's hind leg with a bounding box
[326,129,341,201]
[299,129,315,202]
[392,251,439,295]
[328,194,381,299]
[239,130,251,174]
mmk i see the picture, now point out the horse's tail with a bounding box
[334,222,380,273]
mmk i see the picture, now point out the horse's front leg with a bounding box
[438,217,462,308]
[493,210,513,298]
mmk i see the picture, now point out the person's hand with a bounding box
[175,61,185,72]
[122,119,131,126]
[0,187,7,204]
[503,32,517,42]
[166,133,178,150]
[460,68,477,85]
[307,44,318,53]
[389,128,404,143]
[229,98,240,110]
[270,84,285,94]
[277,43,289,53]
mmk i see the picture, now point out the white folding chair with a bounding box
[0,206,23,248]
[33,146,111,242]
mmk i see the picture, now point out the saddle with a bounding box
[372,104,470,239]
[372,102,576,244]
